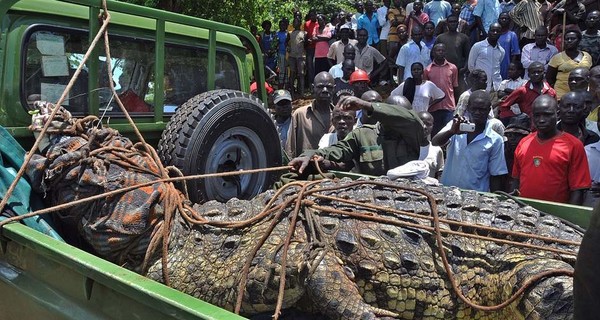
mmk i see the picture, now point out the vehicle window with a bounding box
[24,29,241,115]
[163,46,240,113]
[215,51,240,90]
[98,37,155,114]
[23,30,90,113]
[23,29,155,115]
[163,45,208,112]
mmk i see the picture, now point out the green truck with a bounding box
[0,1,594,319]
[0,0,280,318]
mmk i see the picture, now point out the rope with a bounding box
[300,180,576,313]
[0,165,292,231]
[0,0,112,218]
[312,193,580,249]
[0,1,580,316]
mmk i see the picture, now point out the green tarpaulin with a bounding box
[0,126,62,240]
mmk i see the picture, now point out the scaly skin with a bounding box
[147,178,580,319]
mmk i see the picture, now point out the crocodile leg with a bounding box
[305,251,399,320]
[510,258,574,320]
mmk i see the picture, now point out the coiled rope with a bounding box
[0,2,580,319]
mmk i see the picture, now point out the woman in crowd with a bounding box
[314,14,333,74]
[546,28,593,98]
[390,62,445,113]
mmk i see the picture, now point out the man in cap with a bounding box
[502,114,531,191]
[272,89,293,147]
[327,25,358,65]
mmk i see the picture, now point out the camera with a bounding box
[459,122,476,132]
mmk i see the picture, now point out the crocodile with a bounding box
[146,177,581,320]
[21,105,581,319]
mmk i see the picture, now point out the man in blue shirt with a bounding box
[432,90,507,192]
[357,0,380,46]
[473,0,501,36]
[424,0,452,26]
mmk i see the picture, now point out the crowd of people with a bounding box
[254,0,600,207]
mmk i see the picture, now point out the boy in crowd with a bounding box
[333,59,357,104]
[496,61,526,123]
[287,18,306,97]
[497,12,521,80]
[318,106,357,148]
[418,111,445,179]
[497,62,556,127]
[276,18,289,89]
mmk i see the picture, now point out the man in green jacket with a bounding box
[289,95,429,176]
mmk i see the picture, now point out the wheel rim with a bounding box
[203,126,268,202]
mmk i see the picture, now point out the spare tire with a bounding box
[158,89,282,203]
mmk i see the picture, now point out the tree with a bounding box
[120,0,354,28]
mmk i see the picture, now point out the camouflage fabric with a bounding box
[26,109,174,270]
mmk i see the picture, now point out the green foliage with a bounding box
[119,0,355,28]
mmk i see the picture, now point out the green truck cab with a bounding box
[0,2,592,320]
[1,0,282,203]
[0,0,280,318]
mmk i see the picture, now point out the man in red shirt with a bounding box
[497,62,556,126]
[511,94,591,205]
[424,43,458,135]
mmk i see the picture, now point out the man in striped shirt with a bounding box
[509,0,543,48]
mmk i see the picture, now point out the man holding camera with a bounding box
[432,90,507,192]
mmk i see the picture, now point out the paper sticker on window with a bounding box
[36,33,65,56]
[41,83,69,106]
[42,55,69,77]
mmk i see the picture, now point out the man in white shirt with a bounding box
[377,2,391,48]
[329,44,357,79]
[468,23,505,92]
[417,111,445,179]
[351,2,365,32]
[396,25,431,82]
